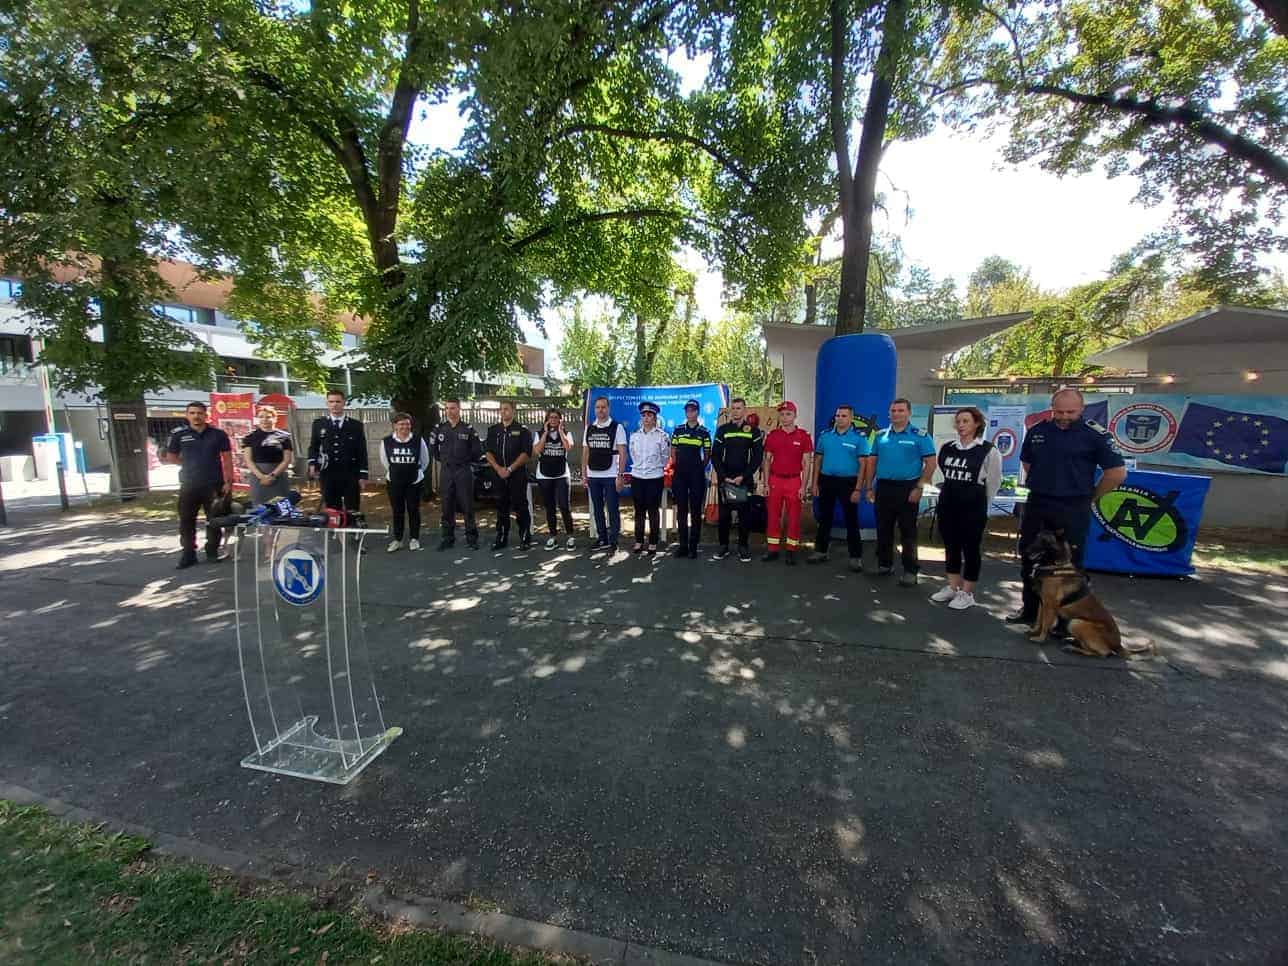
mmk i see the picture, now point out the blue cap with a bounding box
[684,399,700,410]
[638,401,660,415]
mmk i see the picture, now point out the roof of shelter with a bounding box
[1086,306,1288,368]
[762,312,1030,353]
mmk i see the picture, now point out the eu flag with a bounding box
[1172,402,1288,474]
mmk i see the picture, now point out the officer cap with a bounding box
[777,400,797,414]
[638,401,660,416]
[684,399,700,411]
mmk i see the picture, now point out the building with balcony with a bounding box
[0,261,547,469]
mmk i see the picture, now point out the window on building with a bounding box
[0,334,34,373]
[0,278,22,301]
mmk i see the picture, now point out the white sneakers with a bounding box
[565,536,577,549]
[930,585,977,610]
[408,538,421,551]
[544,536,557,550]
[386,540,400,553]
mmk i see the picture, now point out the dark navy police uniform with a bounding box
[670,420,712,554]
[1017,417,1125,617]
[485,420,534,547]
[432,419,483,546]
[167,423,231,561]
[307,415,369,512]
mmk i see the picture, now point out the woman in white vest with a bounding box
[930,406,1001,610]
[380,412,431,552]
[628,401,670,554]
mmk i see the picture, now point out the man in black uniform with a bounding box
[484,400,534,550]
[669,398,712,559]
[307,389,368,513]
[711,397,763,562]
[1007,387,1127,626]
[163,401,233,569]
[432,398,483,550]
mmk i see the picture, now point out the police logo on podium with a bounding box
[273,545,325,606]
[1093,485,1187,553]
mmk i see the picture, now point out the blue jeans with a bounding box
[587,476,621,545]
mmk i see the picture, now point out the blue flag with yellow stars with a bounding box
[1171,402,1288,474]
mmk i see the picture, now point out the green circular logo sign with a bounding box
[1093,485,1187,553]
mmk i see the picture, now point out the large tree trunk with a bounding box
[98,256,152,495]
[831,0,906,335]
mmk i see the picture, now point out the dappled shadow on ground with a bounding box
[3,517,1288,963]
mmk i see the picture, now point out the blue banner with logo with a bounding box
[947,392,1288,476]
[584,383,728,472]
[985,405,1026,477]
[1083,469,1210,576]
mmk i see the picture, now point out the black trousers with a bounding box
[632,476,663,545]
[875,478,921,573]
[815,474,862,558]
[937,485,987,582]
[387,477,423,542]
[177,483,223,557]
[321,472,361,513]
[494,471,531,537]
[537,476,574,535]
[440,464,477,539]
[672,471,705,551]
[1018,493,1092,617]
[717,480,751,548]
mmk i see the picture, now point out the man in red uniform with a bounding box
[761,401,813,565]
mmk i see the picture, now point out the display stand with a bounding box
[233,523,400,784]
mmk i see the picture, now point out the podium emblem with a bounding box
[273,545,325,605]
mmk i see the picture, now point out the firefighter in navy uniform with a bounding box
[484,400,534,550]
[432,397,484,550]
[710,396,764,562]
[1007,388,1127,626]
[669,399,712,559]
[307,389,368,513]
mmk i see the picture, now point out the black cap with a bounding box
[684,399,700,410]
[638,401,660,415]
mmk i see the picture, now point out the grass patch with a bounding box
[0,801,562,965]
[1192,527,1288,575]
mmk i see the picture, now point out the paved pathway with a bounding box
[2,512,1286,964]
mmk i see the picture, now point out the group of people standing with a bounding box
[166,386,1126,622]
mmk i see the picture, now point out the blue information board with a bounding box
[1083,470,1210,576]
[584,383,728,474]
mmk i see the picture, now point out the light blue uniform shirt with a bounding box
[873,424,935,481]
[815,427,871,477]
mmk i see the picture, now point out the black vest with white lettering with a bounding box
[938,440,993,493]
[538,428,568,478]
[585,420,620,472]
[383,434,422,485]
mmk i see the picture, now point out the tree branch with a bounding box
[1026,84,1288,189]
[375,0,423,262]
[553,123,755,188]
[829,0,854,212]
[505,206,751,258]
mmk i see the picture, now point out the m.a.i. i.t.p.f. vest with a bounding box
[384,434,423,485]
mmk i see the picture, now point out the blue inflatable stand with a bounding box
[813,333,898,533]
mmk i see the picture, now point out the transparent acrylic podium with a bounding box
[233,523,401,784]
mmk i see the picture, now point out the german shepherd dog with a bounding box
[1022,529,1150,658]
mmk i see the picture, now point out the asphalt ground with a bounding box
[2,509,1286,964]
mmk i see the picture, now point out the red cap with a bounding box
[777,400,797,413]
